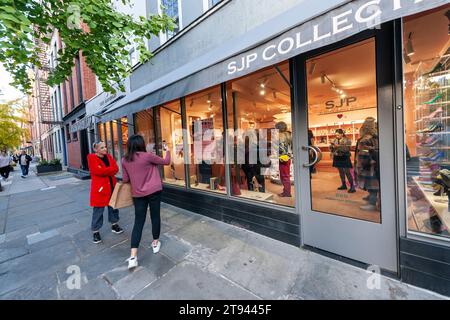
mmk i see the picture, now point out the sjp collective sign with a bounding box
[226,0,443,77]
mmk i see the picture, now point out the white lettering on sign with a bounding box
[226,0,434,76]
[333,10,354,34]
[355,0,382,24]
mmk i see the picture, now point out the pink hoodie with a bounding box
[121,151,171,197]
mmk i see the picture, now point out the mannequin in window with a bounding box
[276,121,293,197]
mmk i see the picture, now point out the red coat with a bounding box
[88,153,118,207]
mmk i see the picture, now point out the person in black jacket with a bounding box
[18,150,32,178]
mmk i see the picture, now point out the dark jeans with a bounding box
[0,166,10,179]
[91,206,120,232]
[338,167,354,188]
[367,190,378,206]
[131,191,161,249]
[20,165,29,176]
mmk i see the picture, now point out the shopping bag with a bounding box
[109,182,133,209]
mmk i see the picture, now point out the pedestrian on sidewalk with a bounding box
[0,150,13,182]
[121,134,171,269]
[18,150,32,178]
[88,141,124,244]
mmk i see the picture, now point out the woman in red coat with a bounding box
[88,141,124,244]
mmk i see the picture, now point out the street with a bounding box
[0,165,446,300]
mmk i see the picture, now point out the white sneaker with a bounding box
[152,240,161,254]
[127,256,138,270]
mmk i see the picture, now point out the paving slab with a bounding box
[0,272,59,300]
[57,277,118,300]
[0,240,80,295]
[108,267,157,300]
[134,263,260,300]
[209,238,302,300]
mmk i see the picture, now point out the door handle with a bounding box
[302,146,320,167]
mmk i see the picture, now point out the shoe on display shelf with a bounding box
[424,107,443,119]
[424,93,443,105]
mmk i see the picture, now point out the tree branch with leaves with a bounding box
[0,0,176,94]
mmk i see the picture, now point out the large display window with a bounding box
[226,61,295,207]
[306,38,381,223]
[134,109,156,152]
[404,4,450,240]
[155,101,186,186]
[185,86,226,194]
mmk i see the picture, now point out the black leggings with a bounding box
[131,191,161,249]
[338,167,354,188]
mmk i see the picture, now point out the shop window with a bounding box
[186,86,226,194]
[105,121,113,156]
[226,61,295,207]
[403,4,450,240]
[121,117,129,156]
[134,109,156,152]
[155,101,185,186]
[111,121,121,161]
[306,38,380,222]
[98,123,105,143]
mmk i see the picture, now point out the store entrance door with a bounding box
[294,24,398,272]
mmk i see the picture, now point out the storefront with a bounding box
[99,1,450,295]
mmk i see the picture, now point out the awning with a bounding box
[101,0,448,122]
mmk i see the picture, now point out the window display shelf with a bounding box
[412,176,450,231]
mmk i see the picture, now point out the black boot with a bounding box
[337,185,347,190]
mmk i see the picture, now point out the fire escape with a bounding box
[34,37,61,125]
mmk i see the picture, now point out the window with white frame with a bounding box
[159,0,181,43]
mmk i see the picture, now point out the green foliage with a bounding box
[49,158,61,165]
[0,99,27,150]
[0,0,176,94]
[39,159,50,166]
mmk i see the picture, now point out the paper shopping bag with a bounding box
[109,182,133,209]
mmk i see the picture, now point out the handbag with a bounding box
[109,182,133,209]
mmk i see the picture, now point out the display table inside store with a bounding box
[191,183,227,194]
[239,189,274,201]
[164,179,186,187]
[413,176,450,231]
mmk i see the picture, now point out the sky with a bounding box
[0,63,25,104]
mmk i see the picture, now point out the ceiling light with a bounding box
[340,94,347,99]
[406,32,415,56]
[206,93,211,104]
[260,83,265,88]
[260,89,266,95]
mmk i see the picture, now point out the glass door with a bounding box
[294,25,398,272]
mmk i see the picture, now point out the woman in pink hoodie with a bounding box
[121,134,171,269]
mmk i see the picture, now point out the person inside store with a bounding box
[276,121,293,197]
[241,126,266,193]
[121,134,171,270]
[88,141,124,244]
[330,129,355,193]
[354,117,380,211]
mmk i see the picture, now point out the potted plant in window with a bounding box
[36,158,63,174]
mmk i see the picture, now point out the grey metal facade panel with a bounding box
[101,0,449,122]
[130,0,332,91]
[182,0,204,27]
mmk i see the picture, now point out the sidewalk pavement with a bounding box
[0,168,447,300]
